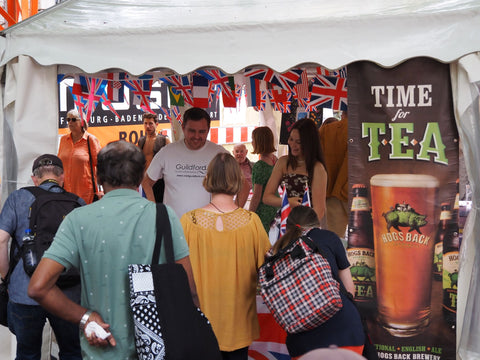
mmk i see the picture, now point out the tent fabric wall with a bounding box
[0,56,58,200]
[451,54,480,359]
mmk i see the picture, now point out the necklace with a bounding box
[209,201,238,214]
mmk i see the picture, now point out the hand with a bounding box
[288,197,303,208]
[84,311,116,348]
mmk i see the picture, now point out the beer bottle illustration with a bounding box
[443,180,460,329]
[433,203,451,281]
[347,184,376,310]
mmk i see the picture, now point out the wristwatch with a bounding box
[79,310,93,331]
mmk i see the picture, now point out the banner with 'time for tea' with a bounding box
[347,57,459,360]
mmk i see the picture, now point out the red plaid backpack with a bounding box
[258,235,343,333]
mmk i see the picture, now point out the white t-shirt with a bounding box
[147,140,226,218]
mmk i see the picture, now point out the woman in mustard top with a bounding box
[57,109,102,204]
[181,153,271,360]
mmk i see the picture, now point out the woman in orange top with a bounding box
[57,109,102,204]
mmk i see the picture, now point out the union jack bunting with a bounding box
[171,106,182,124]
[280,186,291,236]
[72,75,108,121]
[316,66,347,78]
[99,93,120,119]
[124,75,154,113]
[159,106,172,122]
[244,68,302,92]
[308,75,347,112]
[69,88,87,120]
[161,75,193,106]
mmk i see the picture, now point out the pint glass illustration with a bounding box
[370,174,439,337]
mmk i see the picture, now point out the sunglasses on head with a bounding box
[66,117,79,122]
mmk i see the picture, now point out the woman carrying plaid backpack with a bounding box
[273,206,365,359]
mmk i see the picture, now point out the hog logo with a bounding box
[383,202,428,234]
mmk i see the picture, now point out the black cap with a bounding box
[32,154,63,172]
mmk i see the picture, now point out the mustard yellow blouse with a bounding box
[180,208,271,351]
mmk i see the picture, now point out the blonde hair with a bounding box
[203,153,243,195]
[67,109,88,131]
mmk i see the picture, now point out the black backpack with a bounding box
[22,185,83,288]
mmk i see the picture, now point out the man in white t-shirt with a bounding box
[143,107,226,218]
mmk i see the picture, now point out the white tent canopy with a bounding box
[1,1,480,359]
[1,0,480,75]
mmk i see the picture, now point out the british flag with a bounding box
[244,68,302,92]
[280,186,291,236]
[124,75,154,113]
[99,93,120,119]
[248,296,291,360]
[301,184,311,207]
[316,66,347,78]
[171,106,182,124]
[69,88,87,120]
[159,107,172,122]
[72,75,108,121]
[161,75,193,106]
[308,75,347,112]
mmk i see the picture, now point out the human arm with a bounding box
[142,174,156,202]
[338,267,355,297]
[248,184,263,212]
[175,256,200,308]
[262,157,286,208]
[28,258,116,347]
[235,178,250,208]
[311,162,328,221]
[0,229,10,279]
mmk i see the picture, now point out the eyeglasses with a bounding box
[66,117,79,122]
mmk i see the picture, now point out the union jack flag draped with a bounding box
[308,75,347,112]
[161,75,193,106]
[248,296,290,360]
[72,75,108,121]
[124,74,154,113]
[280,186,291,236]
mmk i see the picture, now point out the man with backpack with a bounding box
[0,154,84,360]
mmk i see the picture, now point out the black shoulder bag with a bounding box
[128,203,221,360]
